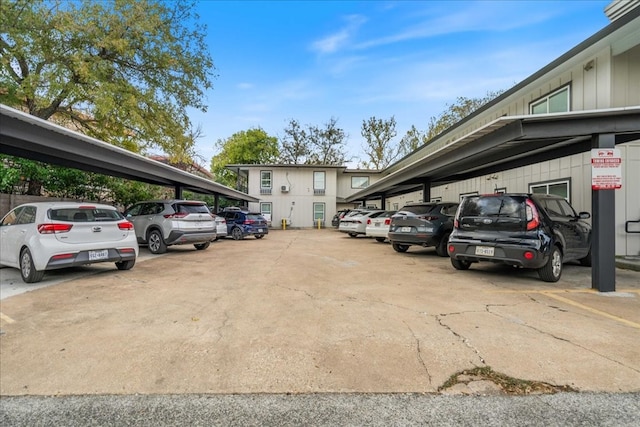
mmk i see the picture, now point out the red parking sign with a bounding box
[591,149,622,190]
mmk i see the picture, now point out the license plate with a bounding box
[375,223,380,227]
[258,229,263,232]
[401,227,411,232]
[475,246,494,256]
[89,249,109,261]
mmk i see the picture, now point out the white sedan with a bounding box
[365,211,396,242]
[338,210,385,237]
[0,202,139,283]
[212,213,228,240]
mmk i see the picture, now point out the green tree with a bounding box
[306,117,350,165]
[279,119,311,164]
[210,128,279,187]
[398,125,427,156]
[0,0,215,156]
[359,116,399,169]
[425,91,504,141]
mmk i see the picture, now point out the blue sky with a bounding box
[188,0,612,167]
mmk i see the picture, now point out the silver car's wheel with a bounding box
[20,248,45,283]
[147,229,167,254]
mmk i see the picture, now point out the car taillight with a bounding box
[38,223,73,234]
[51,253,74,260]
[525,199,540,231]
[523,251,535,260]
[78,205,96,209]
[448,245,455,253]
[119,248,136,253]
[417,215,438,221]
[367,219,372,225]
[384,218,391,225]
[244,219,254,225]
[118,221,134,230]
[164,212,189,219]
[454,219,459,229]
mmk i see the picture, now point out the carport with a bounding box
[346,107,640,292]
[0,104,258,208]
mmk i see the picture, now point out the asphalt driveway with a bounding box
[1,229,639,397]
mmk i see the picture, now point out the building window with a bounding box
[314,171,326,195]
[430,197,442,202]
[313,202,325,224]
[260,171,272,195]
[351,176,369,189]
[260,202,272,223]
[530,86,570,114]
[529,178,571,201]
[459,191,478,201]
[495,187,507,194]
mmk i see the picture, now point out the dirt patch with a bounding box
[438,366,578,395]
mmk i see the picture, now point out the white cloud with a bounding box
[237,82,254,90]
[311,14,368,54]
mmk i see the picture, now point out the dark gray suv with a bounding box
[447,193,592,282]
[388,202,459,256]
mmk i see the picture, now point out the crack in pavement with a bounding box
[403,321,432,386]
[436,312,486,365]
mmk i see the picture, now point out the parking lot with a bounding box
[1,229,639,396]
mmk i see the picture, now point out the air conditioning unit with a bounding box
[281,185,290,192]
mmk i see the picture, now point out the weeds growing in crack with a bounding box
[438,366,578,395]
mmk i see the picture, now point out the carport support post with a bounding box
[591,133,616,292]
[380,194,386,210]
[421,179,431,202]
[174,185,183,200]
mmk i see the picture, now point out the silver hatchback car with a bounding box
[124,200,216,254]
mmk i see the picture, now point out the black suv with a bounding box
[447,193,592,282]
[387,202,459,256]
[219,208,269,240]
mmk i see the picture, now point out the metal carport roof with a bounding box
[346,107,640,202]
[0,104,258,203]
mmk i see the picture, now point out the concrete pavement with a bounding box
[1,229,638,398]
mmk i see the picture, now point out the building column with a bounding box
[380,194,387,210]
[174,186,183,200]
[421,179,431,202]
[591,133,616,292]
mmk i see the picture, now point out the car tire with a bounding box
[392,243,409,253]
[194,242,210,250]
[147,229,167,254]
[231,227,243,240]
[255,234,264,239]
[348,233,357,238]
[20,248,45,283]
[579,247,592,267]
[115,259,136,270]
[375,237,386,243]
[451,258,471,270]
[435,233,451,257]
[538,246,562,282]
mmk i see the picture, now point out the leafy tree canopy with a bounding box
[425,91,504,141]
[279,119,311,165]
[359,116,399,169]
[210,128,279,187]
[0,0,215,156]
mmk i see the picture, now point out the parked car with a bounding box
[211,213,228,240]
[124,200,216,254]
[447,193,592,282]
[365,211,396,242]
[338,210,386,237]
[388,202,459,256]
[219,207,269,240]
[0,202,138,283]
[332,209,355,227]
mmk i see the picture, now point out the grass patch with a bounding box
[439,366,578,395]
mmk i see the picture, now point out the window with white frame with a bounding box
[529,178,571,201]
[260,202,272,225]
[430,197,442,202]
[314,171,326,195]
[351,176,369,189]
[260,171,272,194]
[459,191,479,201]
[530,86,570,114]
[313,202,325,224]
